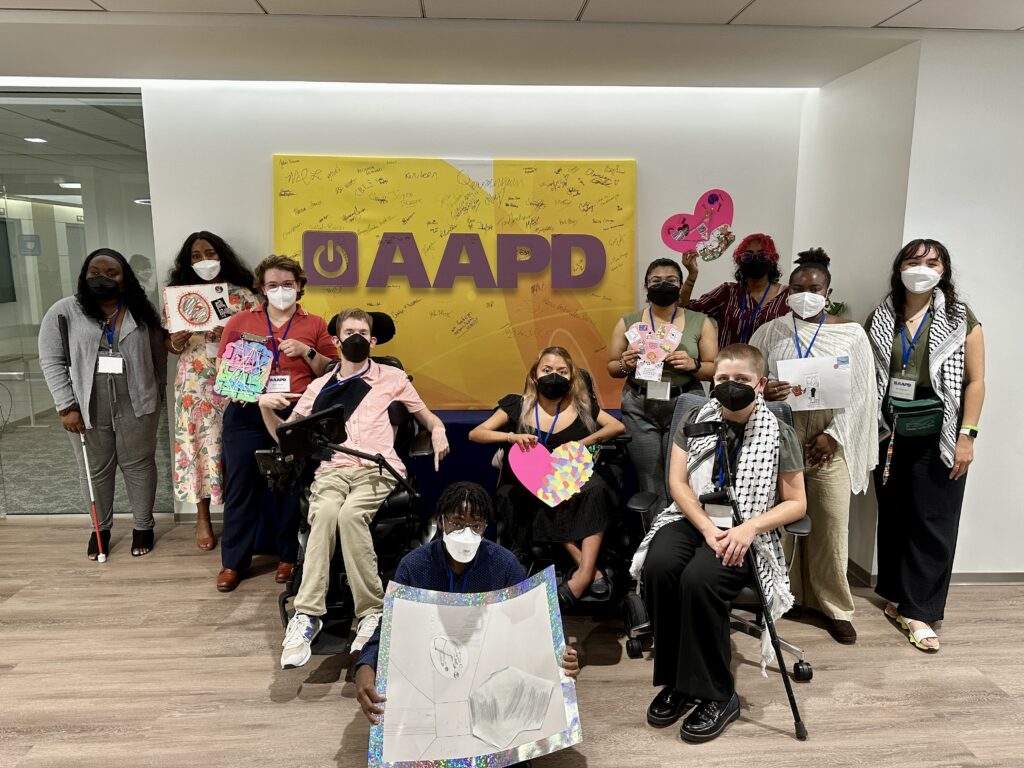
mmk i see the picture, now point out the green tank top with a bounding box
[622,306,706,387]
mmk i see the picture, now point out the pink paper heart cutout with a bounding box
[509,441,595,508]
[661,189,735,257]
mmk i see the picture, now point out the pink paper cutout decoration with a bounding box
[508,440,595,508]
[661,189,736,261]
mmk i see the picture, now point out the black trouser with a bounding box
[873,433,966,624]
[646,518,753,702]
[220,402,299,572]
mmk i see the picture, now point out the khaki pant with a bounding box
[789,410,855,622]
[293,466,397,619]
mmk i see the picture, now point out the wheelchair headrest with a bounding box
[327,311,396,345]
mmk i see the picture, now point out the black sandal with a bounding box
[557,583,578,612]
[87,530,111,561]
[131,529,154,557]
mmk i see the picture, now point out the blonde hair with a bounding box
[518,346,597,434]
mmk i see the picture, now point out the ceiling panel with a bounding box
[424,0,583,21]
[0,1,99,8]
[581,0,751,24]
[732,0,915,27]
[95,0,263,12]
[881,0,1024,30]
[260,0,422,16]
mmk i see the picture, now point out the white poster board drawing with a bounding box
[777,355,853,411]
[369,567,581,767]
[163,283,233,333]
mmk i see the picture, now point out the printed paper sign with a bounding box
[164,283,233,333]
[627,321,683,382]
[212,338,273,402]
[508,440,595,508]
[371,567,580,767]
[777,355,853,411]
[661,189,735,262]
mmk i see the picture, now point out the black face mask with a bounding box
[712,380,757,411]
[86,275,120,301]
[646,283,681,307]
[537,373,571,400]
[341,333,371,363]
[739,261,771,281]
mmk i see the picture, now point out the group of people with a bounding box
[37,228,985,748]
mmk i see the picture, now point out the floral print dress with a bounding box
[167,285,258,504]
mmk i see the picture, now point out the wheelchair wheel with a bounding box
[625,637,644,659]
[793,660,813,682]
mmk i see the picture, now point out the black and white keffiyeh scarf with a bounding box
[630,396,793,672]
[868,290,967,469]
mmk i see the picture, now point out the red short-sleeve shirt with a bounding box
[218,303,336,395]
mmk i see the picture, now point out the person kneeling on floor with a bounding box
[353,481,580,752]
[259,307,450,668]
[631,344,806,743]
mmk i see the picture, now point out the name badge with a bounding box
[889,377,916,401]
[97,355,124,375]
[704,503,734,530]
[266,374,291,393]
[646,380,671,401]
[205,343,220,360]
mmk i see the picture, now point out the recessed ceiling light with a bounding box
[133,198,152,206]
[59,182,81,189]
[24,137,47,143]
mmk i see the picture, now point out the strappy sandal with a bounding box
[87,530,111,561]
[883,602,907,633]
[905,619,940,653]
[557,583,579,612]
[131,529,155,557]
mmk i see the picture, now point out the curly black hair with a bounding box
[791,247,832,286]
[167,231,255,290]
[76,248,161,329]
[435,481,494,524]
[889,238,960,328]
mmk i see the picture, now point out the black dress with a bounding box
[494,394,618,551]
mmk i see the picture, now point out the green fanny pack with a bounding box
[888,396,944,437]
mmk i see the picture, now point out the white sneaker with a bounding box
[280,613,322,669]
[350,611,382,653]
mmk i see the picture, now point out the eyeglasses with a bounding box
[737,250,768,264]
[647,277,681,288]
[443,516,487,535]
[264,281,297,291]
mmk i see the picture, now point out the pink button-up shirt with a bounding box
[289,361,427,478]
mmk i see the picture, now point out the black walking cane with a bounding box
[59,314,106,562]
[685,419,808,741]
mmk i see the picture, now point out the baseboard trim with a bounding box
[848,561,1024,587]
[848,561,875,588]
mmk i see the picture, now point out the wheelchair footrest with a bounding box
[311,614,355,656]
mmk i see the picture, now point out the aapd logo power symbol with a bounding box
[303,231,358,287]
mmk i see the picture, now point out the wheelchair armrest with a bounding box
[408,428,434,458]
[784,515,812,537]
[626,490,659,515]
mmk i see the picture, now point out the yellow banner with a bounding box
[273,156,635,410]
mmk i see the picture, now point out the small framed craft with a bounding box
[212,336,273,402]
[163,283,234,333]
[370,566,581,768]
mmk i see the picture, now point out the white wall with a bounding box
[901,33,1024,576]
[791,42,921,575]
[141,82,808,309]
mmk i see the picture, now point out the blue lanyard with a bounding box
[738,284,771,342]
[264,310,296,370]
[320,361,371,394]
[900,310,930,370]
[792,314,826,359]
[534,401,561,445]
[648,304,679,330]
[716,439,744,489]
[102,304,121,348]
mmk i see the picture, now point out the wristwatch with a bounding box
[305,346,317,361]
[959,425,979,439]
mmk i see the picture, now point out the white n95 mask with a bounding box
[443,523,483,564]
[192,259,221,280]
[901,266,941,295]
[266,286,297,311]
[787,292,827,319]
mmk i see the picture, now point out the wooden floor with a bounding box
[1,516,1022,768]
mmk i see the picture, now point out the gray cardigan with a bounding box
[38,296,168,429]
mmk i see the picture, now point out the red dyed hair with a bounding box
[733,233,779,263]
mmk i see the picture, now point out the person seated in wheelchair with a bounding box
[631,343,806,744]
[354,481,580,738]
[257,307,450,668]
[468,345,626,609]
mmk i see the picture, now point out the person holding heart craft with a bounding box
[469,346,625,607]
[678,233,792,349]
